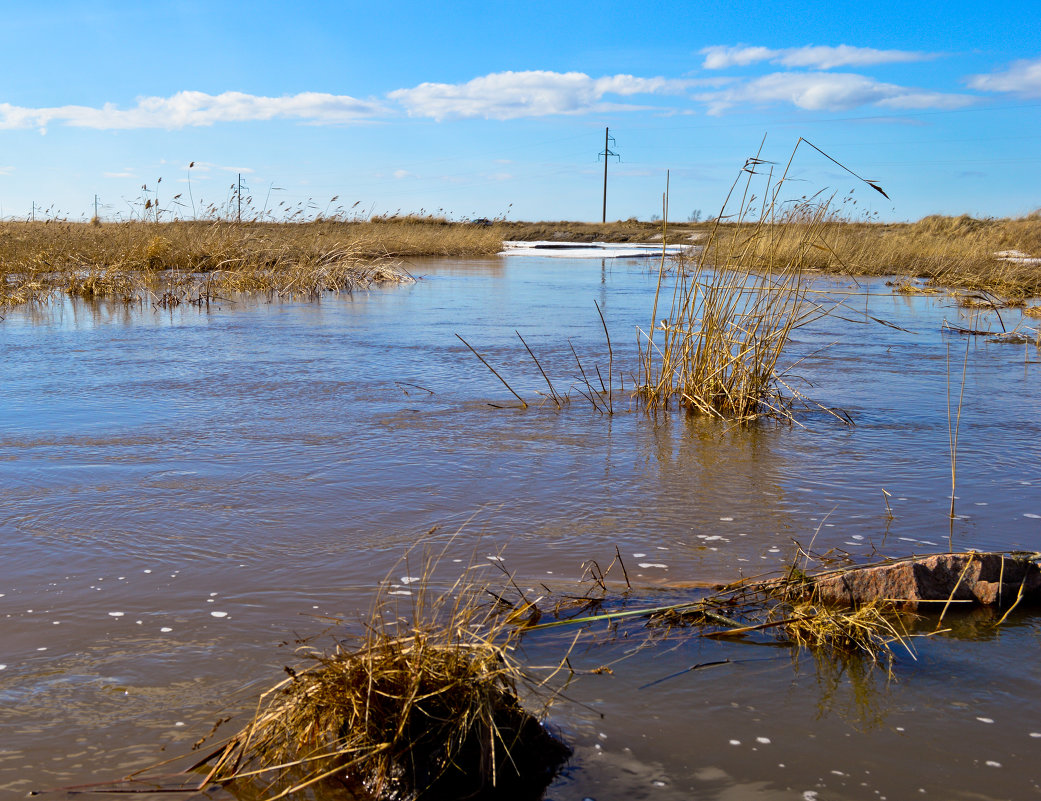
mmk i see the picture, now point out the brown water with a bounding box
[1,257,1040,800]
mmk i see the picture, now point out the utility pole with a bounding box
[31,201,35,222]
[94,194,99,221]
[598,127,620,223]
[237,173,242,223]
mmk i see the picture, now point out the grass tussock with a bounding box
[200,566,569,801]
[637,144,836,422]
[0,218,504,308]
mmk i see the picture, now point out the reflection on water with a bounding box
[1,257,1040,799]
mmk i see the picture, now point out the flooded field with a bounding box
[2,255,1040,800]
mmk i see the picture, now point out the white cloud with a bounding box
[392,169,414,179]
[968,56,1041,96]
[103,171,135,178]
[0,165,13,175]
[701,44,934,71]
[696,72,973,115]
[0,91,383,131]
[388,70,692,120]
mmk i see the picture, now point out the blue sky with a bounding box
[1,0,1039,223]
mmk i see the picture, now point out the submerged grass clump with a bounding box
[199,565,569,801]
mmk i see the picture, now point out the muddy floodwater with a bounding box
[2,256,1040,800]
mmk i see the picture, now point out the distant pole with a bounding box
[598,127,619,224]
[237,173,242,223]
[94,194,99,221]
[31,201,35,222]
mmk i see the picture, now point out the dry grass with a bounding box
[198,563,569,801]
[0,218,503,308]
[702,213,1041,299]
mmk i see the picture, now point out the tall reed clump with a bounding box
[199,569,569,801]
[638,141,867,422]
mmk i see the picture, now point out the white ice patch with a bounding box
[1030,732,1041,738]
[977,717,994,724]
[729,739,741,746]
[719,516,734,522]
[160,627,173,633]
[756,736,771,744]
[1024,513,1041,519]
[210,611,228,618]
[985,760,1002,768]
[500,241,691,259]
[400,576,420,584]
[486,556,504,562]
[633,553,647,558]
[388,590,412,596]
[0,664,6,670]
[638,563,668,569]
[108,612,124,617]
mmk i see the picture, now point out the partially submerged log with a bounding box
[811,552,1041,611]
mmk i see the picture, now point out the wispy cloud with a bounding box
[388,70,693,120]
[103,170,135,178]
[0,91,384,132]
[695,71,973,114]
[967,55,1041,96]
[701,44,935,71]
[0,166,13,175]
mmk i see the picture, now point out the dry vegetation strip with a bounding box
[2,213,1040,309]
[0,218,503,307]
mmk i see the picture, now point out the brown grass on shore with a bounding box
[699,212,1041,299]
[0,218,503,307]
[3,210,1040,310]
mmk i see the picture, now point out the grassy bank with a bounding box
[701,214,1041,299]
[502,215,1041,298]
[2,213,1040,309]
[0,218,502,306]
